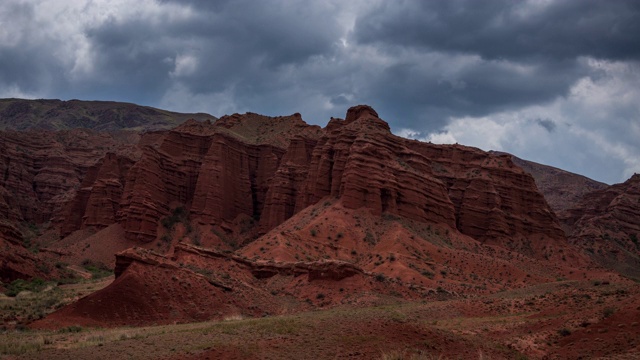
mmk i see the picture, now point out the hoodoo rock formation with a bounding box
[258,136,319,233]
[60,152,136,236]
[297,105,456,227]
[114,114,323,242]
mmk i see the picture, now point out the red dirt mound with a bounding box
[32,243,429,329]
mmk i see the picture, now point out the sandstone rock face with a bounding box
[1,104,573,282]
[190,134,283,230]
[297,105,456,227]
[504,153,608,213]
[560,174,640,277]
[411,143,566,249]
[0,215,50,282]
[0,128,141,281]
[258,136,318,233]
[117,114,322,242]
[286,105,564,255]
[111,105,565,255]
[117,126,214,242]
[0,129,138,227]
[60,152,136,236]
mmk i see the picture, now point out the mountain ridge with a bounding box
[0,98,216,131]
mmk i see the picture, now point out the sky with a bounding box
[0,0,639,184]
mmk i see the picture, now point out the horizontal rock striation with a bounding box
[296,105,456,227]
[411,142,566,248]
[2,104,575,281]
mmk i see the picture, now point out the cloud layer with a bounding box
[0,0,638,183]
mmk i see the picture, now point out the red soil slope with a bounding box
[32,243,426,328]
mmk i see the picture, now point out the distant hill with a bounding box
[491,151,608,213]
[0,98,216,131]
[560,174,640,279]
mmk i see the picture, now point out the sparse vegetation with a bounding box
[161,206,188,230]
[0,276,113,327]
[421,270,435,279]
[558,328,571,337]
[364,231,376,245]
[602,307,616,318]
[4,278,47,297]
[81,259,113,279]
[59,325,83,333]
[379,351,448,360]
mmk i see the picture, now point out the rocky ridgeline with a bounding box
[1,104,638,285]
[61,105,562,256]
[1,106,569,277]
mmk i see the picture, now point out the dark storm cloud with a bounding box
[354,0,640,61]
[348,0,640,131]
[0,0,638,182]
[88,1,340,90]
[0,2,67,95]
[353,54,588,131]
[81,18,176,103]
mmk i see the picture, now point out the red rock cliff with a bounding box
[297,105,456,227]
[117,115,322,242]
[410,142,565,249]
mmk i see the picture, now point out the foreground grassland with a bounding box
[1,280,638,359]
[1,276,113,329]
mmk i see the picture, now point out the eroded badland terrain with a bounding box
[0,99,639,359]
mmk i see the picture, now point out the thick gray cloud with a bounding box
[354,0,640,61]
[0,0,638,183]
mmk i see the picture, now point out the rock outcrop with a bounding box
[0,129,139,227]
[411,143,566,251]
[189,134,283,230]
[117,123,216,242]
[503,153,608,213]
[286,106,564,256]
[60,152,136,236]
[2,104,565,256]
[560,174,640,277]
[1,104,577,285]
[297,105,456,226]
[117,114,322,242]
[258,136,319,233]
[0,222,46,282]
